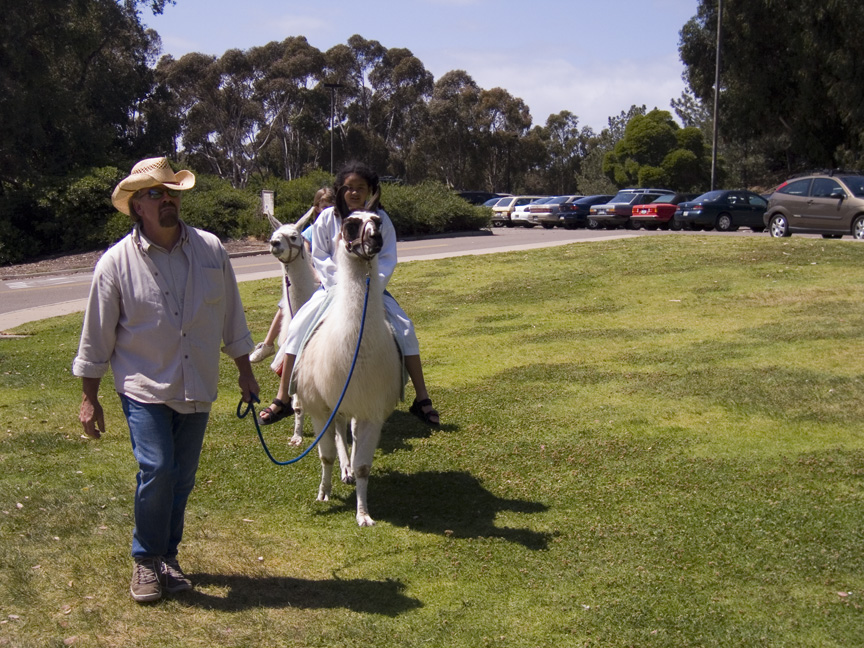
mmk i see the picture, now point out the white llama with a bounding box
[266,210,320,445]
[293,211,402,527]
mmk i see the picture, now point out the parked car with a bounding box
[492,195,546,227]
[458,190,508,205]
[589,188,673,229]
[511,197,552,227]
[527,195,582,228]
[764,172,864,238]
[631,193,699,230]
[674,190,768,232]
[537,194,613,229]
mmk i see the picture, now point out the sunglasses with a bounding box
[143,187,182,200]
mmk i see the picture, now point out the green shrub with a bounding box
[0,166,122,265]
[382,181,491,235]
[248,169,334,227]
[180,175,260,240]
[2,170,490,265]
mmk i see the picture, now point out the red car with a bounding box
[631,192,698,230]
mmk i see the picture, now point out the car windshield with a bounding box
[652,194,676,203]
[693,190,725,202]
[838,175,864,197]
[609,192,641,204]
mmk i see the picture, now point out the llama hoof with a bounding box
[341,472,356,485]
[317,489,331,502]
[289,434,303,447]
[357,514,376,527]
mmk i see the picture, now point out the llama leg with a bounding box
[351,421,383,527]
[315,417,336,502]
[289,394,304,446]
[336,416,354,484]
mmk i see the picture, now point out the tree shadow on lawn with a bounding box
[178,572,421,614]
[320,470,550,550]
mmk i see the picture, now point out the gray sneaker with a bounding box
[249,342,275,363]
[162,557,193,593]
[130,557,163,602]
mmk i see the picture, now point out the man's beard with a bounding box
[158,206,179,228]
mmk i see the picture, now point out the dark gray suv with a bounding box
[765,172,864,239]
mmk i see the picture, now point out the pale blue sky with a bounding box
[144,0,699,132]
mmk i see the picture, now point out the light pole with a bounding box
[711,0,722,190]
[324,83,344,175]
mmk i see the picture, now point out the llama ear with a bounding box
[295,206,316,229]
[267,213,283,231]
[365,187,381,211]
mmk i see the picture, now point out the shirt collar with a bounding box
[133,220,189,254]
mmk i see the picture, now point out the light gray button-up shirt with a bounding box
[72,222,254,413]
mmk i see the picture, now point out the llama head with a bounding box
[268,209,314,265]
[341,211,383,260]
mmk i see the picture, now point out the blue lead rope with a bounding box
[237,276,371,465]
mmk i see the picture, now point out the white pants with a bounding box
[270,288,419,373]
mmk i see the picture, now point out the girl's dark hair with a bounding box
[334,161,381,218]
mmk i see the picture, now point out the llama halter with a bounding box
[342,213,383,260]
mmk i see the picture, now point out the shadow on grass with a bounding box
[178,573,421,614]
[319,470,550,550]
[379,410,455,454]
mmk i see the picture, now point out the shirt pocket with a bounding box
[201,267,225,304]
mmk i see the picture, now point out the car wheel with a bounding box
[852,215,864,240]
[715,213,737,232]
[769,213,790,237]
[492,221,503,228]
[587,218,599,230]
[562,223,576,230]
[670,219,683,231]
[541,223,555,229]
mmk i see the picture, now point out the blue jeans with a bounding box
[119,395,209,560]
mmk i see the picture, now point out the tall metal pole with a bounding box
[324,83,343,175]
[711,0,722,190]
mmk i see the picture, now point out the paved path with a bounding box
[0,227,651,331]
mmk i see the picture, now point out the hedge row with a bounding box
[0,170,491,266]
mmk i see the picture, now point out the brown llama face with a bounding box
[341,212,383,260]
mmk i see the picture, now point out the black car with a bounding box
[538,194,613,229]
[674,190,768,232]
[458,191,508,205]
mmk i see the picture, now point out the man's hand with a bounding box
[79,394,104,439]
[234,355,259,403]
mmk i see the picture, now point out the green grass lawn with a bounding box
[1,235,862,647]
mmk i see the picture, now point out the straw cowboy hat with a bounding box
[112,157,196,215]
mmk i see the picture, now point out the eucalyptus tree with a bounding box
[412,70,484,189]
[158,49,263,187]
[367,47,433,179]
[475,87,533,192]
[538,111,593,194]
[249,37,328,180]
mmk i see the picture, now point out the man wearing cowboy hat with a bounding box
[72,157,259,603]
